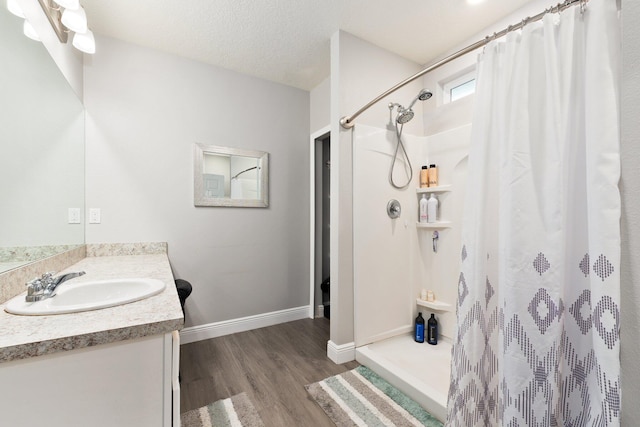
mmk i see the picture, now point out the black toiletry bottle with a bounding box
[414,313,425,343]
[427,313,438,345]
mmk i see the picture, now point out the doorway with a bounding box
[310,128,331,319]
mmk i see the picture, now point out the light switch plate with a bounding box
[89,208,101,224]
[68,208,81,224]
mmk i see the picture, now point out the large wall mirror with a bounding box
[194,144,269,208]
[0,7,85,274]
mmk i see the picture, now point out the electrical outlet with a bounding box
[68,208,81,224]
[89,208,101,224]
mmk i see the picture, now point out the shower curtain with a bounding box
[446,0,621,426]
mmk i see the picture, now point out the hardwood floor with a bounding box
[180,318,359,426]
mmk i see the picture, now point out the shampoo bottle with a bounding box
[427,313,438,345]
[419,194,428,223]
[427,194,438,223]
[415,312,425,343]
[420,166,429,188]
[428,164,439,187]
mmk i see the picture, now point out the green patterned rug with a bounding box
[306,365,443,427]
[181,392,264,427]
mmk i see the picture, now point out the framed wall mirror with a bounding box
[194,144,269,207]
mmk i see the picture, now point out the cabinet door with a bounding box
[0,335,167,427]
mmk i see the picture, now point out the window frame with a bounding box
[441,69,477,104]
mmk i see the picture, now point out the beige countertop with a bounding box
[0,254,184,363]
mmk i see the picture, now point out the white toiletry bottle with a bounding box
[419,194,428,223]
[427,194,438,223]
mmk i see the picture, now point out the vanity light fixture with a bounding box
[52,0,79,10]
[60,5,87,33]
[31,0,96,54]
[7,0,25,18]
[23,20,41,41]
[72,28,95,54]
[5,0,93,52]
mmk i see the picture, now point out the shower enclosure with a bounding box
[351,122,471,422]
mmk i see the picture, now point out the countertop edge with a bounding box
[0,318,184,363]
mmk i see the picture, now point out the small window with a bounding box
[450,78,476,102]
[442,69,477,104]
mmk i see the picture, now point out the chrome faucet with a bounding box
[25,271,86,302]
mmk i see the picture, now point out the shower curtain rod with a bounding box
[339,0,588,129]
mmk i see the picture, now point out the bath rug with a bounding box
[306,365,443,427]
[181,392,264,427]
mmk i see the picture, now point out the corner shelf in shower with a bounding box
[416,298,452,312]
[416,184,452,195]
[416,184,452,230]
[416,221,452,229]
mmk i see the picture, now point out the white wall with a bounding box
[352,125,419,346]
[620,0,640,423]
[84,36,310,327]
[331,30,425,348]
[310,77,330,134]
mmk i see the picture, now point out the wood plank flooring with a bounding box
[180,318,359,426]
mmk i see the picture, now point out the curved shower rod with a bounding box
[339,0,588,129]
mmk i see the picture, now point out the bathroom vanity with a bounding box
[0,252,184,427]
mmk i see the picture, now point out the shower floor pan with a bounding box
[355,333,451,423]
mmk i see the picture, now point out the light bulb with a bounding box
[61,6,87,33]
[23,20,40,41]
[52,0,80,10]
[7,0,25,18]
[72,29,95,54]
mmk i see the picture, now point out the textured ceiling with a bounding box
[81,0,535,91]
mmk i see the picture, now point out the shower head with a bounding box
[389,89,433,125]
[396,108,415,124]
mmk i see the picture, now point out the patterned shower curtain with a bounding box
[446,0,621,426]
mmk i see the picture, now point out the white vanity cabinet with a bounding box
[0,331,180,427]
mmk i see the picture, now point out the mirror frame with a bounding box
[193,143,269,208]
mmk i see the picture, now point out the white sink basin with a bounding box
[4,278,166,316]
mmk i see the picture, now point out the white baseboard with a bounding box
[180,305,310,344]
[315,304,325,318]
[327,340,356,364]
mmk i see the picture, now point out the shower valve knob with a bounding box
[387,200,401,219]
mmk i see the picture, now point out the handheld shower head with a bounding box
[407,88,433,110]
[418,89,433,101]
[388,89,433,189]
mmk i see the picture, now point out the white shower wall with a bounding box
[353,124,471,346]
[353,125,420,347]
